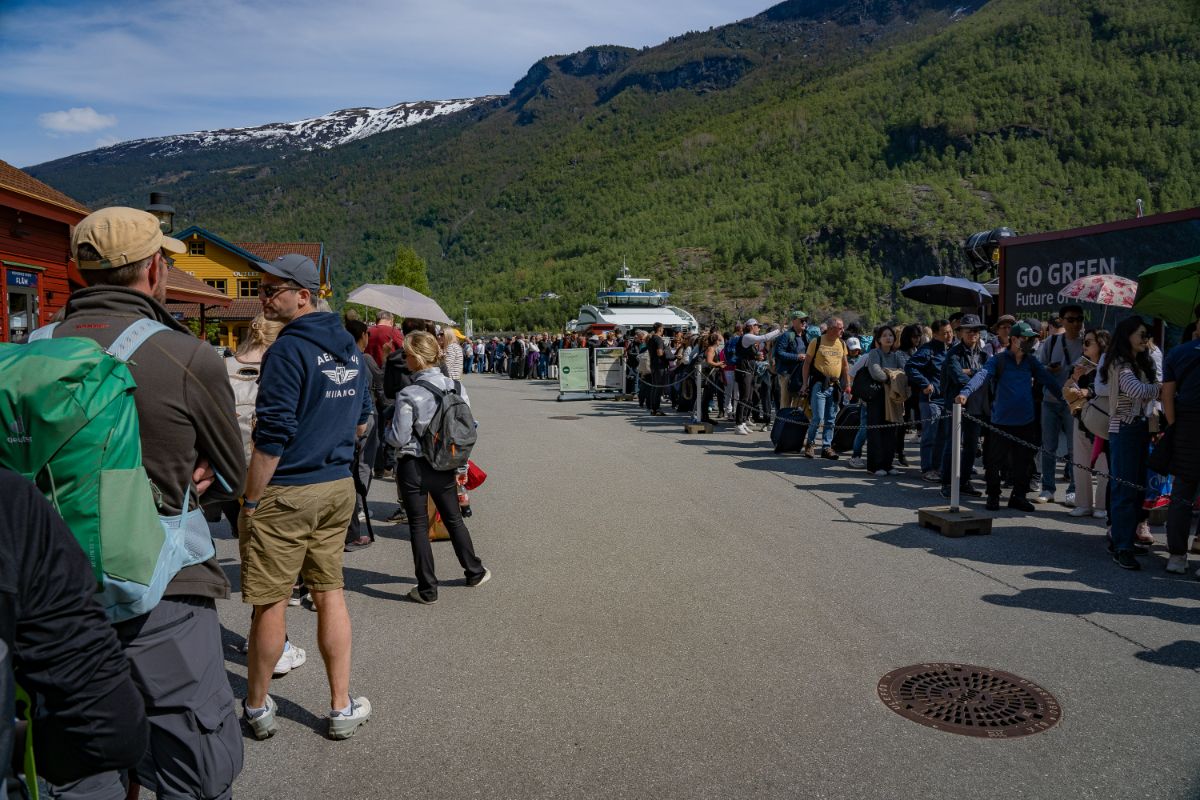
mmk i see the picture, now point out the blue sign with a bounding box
[6,270,37,288]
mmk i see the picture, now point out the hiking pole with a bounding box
[950,401,962,513]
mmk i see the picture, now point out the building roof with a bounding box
[166,268,233,306]
[234,241,324,266]
[166,298,261,320]
[173,225,267,265]
[0,159,90,217]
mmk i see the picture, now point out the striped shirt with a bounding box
[1108,362,1159,434]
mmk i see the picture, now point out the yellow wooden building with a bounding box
[168,226,330,349]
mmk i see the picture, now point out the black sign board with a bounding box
[1000,209,1200,328]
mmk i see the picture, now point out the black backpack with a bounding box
[417,380,477,471]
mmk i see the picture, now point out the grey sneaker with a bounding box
[407,587,437,604]
[1166,554,1188,575]
[243,695,279,740]
[329,695,372,740]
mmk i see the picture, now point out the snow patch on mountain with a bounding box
[96,97,500,159]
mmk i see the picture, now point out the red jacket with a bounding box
[366,324,404,367]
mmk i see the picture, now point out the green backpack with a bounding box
[0,319,209,623]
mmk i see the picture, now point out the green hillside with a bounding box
[31,0,1200,331]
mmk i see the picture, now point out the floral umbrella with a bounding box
[1057,274,1138,308]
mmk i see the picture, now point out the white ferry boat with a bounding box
[568,263,699,334]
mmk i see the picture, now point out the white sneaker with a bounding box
[886,469,899,476]
[1092,510,1108,520]
[847,457,865,469]
[758,422,771,432]
[735,423,750,435]
[328,695,372,740]
[1069,506,1093,517]
[1035,490,1054,504]
[874,469,887,477]
[1166,554,1188,574]
[1063,492,1076,507]
[273,643,307,677]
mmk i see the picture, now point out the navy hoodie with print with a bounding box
[253,312,373,485]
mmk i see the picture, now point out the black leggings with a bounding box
[397,456,485,599]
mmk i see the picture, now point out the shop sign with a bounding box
[6,270,37,288]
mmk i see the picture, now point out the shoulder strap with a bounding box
[26,322,59,342]
[416,378,450,398]
[107,319,170,362]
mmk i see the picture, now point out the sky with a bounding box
[0,0,773,168]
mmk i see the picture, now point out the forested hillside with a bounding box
[31,0,1200,330]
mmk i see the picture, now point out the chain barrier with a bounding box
[959,410,1145,492]
[695,367,912,431]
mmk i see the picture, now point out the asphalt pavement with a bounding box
[213,374,1200,800]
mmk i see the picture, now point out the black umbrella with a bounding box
[900,275,993,307]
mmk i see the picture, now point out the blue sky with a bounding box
[0,0,772,167]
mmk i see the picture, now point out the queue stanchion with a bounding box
[693,362,703,423]
[950,401,962,513]
[916,398,991,538]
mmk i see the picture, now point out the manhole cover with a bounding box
[877,663,1061,738]
[549,415,581,420]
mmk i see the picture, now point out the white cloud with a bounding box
[38,107,118,134]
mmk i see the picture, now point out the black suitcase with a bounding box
[831,403,861,453]
[771,407,810,453]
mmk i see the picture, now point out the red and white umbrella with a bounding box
[1058,274,1138,308]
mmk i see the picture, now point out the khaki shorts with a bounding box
[239,477,355,605]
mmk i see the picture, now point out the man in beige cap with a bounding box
[39,207,246,799]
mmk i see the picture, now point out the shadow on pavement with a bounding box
[603,399,1200,670]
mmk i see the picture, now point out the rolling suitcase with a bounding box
[831,403,861,453]
[771,406,810,453]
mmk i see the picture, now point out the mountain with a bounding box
[29,96,501,202]
[29,0,1200,331]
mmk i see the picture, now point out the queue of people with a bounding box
[598,305,1200,580]
[1,207,492,797]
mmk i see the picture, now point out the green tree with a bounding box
[386,244,431,295]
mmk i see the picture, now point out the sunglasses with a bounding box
[260,283,302,299]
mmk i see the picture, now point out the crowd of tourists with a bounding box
[3,206,1198,799]
[511,306,1200,582]
[2,207,486,798]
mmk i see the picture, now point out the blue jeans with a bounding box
[1040,400,1075,493]
[1108,419,1149,554]
[805,381,840,449]
[919,399,946,472]
[852,402,868,458]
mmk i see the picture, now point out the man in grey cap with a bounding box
[239,253,374,741]
[773,310,809,408]
[44,207,245,798]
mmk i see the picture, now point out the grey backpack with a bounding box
[417,380,476,470]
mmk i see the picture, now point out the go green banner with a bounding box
[558,348,590,393]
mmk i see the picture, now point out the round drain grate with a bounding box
[877,663,1061,739]
[549,415,581,420]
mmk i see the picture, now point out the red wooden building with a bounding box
[0,159,90,342]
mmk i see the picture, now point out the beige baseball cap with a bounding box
[71,207,185,270]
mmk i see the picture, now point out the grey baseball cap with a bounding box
[259,253,320,291]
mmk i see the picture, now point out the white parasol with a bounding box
[346,284,454,325]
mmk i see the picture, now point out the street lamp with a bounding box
[145,192,176,234]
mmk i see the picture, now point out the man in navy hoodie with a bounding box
[238,254,374,742]
[906,319,953,481]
